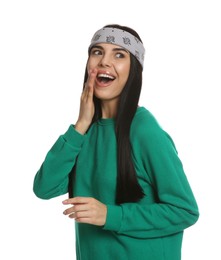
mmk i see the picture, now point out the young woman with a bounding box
[33,24,199,260]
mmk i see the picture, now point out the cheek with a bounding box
[87,57,99,71]
[117,59,130,72]
[119,64,130,84]
[87,60,93,72]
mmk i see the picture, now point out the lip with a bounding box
[95,78,113,88]
[95,70,116,88]
[97,70,116,78]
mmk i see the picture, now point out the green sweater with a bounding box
[33,107,199,260]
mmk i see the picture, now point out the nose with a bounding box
[99,53,112,67]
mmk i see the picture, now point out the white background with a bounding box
[0,0,220,259]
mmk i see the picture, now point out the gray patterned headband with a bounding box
[89,27,145,68]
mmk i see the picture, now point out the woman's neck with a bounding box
[100,99,119,119]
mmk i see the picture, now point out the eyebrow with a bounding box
[91,45,129,53]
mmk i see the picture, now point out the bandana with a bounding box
[89,27,145,68]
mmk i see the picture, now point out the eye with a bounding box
[115,52,125,58]
[91,49,102,56]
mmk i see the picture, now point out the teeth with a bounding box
[97,74,115,79]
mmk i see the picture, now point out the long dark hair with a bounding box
[69,24,145,204]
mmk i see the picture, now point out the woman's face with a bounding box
[87,43,130,102]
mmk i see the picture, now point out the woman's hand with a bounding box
[75,69,97,135]
[62,197,107,226]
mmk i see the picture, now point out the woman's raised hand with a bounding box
[75,69,97,134]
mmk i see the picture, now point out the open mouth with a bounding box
[97,73,115,84]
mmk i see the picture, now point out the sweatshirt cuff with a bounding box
[63,125,86,148]
[103,205,123,232]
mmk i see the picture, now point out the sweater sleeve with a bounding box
[103,111,199,239]
[33,125,86,199]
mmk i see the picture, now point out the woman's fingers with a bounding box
[82,69,97,100]
[75,69,97,134]
[86,69,97,90]
[63,203,88,215]
[62,197,107,226]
